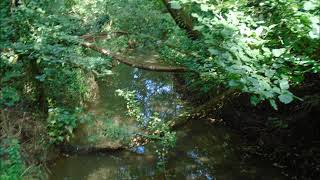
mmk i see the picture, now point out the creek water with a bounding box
[48,53,286,180]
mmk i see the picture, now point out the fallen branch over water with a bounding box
[81,42,190,73]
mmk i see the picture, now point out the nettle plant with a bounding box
[169,0,320,109]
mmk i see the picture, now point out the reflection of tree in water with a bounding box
[97,64,184,124]
[85,152,159,179]
[86,166,148,180]
[129,67,185,124]
[50,152,159,180]
[95,63,185,125]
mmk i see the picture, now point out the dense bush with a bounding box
[162,0,320,108]
[0,139,25,180]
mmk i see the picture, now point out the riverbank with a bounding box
[175,73,320,179]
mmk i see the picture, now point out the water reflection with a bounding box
[51,121,286,179]
[49,61,286,179]
[96,64,186,125]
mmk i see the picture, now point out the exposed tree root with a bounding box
[169,89,238,130]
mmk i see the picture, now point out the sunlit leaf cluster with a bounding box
[165,0,320,108]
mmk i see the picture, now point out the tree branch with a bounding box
[81,42,190,73]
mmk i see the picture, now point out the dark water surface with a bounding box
[49,59,286,179]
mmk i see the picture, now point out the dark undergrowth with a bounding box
[175,73,320,179]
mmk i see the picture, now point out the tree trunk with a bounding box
[30,59,48,114]
[161,0,199,40]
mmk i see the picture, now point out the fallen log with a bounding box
[81,32,202,59]
[81,42,190,73]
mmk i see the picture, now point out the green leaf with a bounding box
[272,48,286,57]
[265,69,275,77]
[304,1,318,11]
[35,74,46,82]
[200,4,209,12]
[279,79,289,90]
[208,48,220,55]
[272,87,281,94]
[228,80,239,87]
[278,92,293,104]
[309,16,320,39]
[250,96,260,106]
[221,28,233,38]
[194,25,204,31]
[170,1,181,9]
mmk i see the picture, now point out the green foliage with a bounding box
[0,87,20,108]
[0,49,24,109]
[0,138,25,180]
[163,0,320,109]
[147,114,176,147]
[0,0,112,109]
[47,107,83,144]
[147,114,176,166]
[97,0,176,50]
[44,68,90,108]
[103,120,131,143]
[115,89,143,123]
[116,89,176,163]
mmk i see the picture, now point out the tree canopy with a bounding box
[1,0,319,110]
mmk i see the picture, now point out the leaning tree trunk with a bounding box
[161,0,199,40]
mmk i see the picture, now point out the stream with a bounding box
[48,53,286,179]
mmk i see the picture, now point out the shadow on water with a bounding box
[49,54,287,179]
